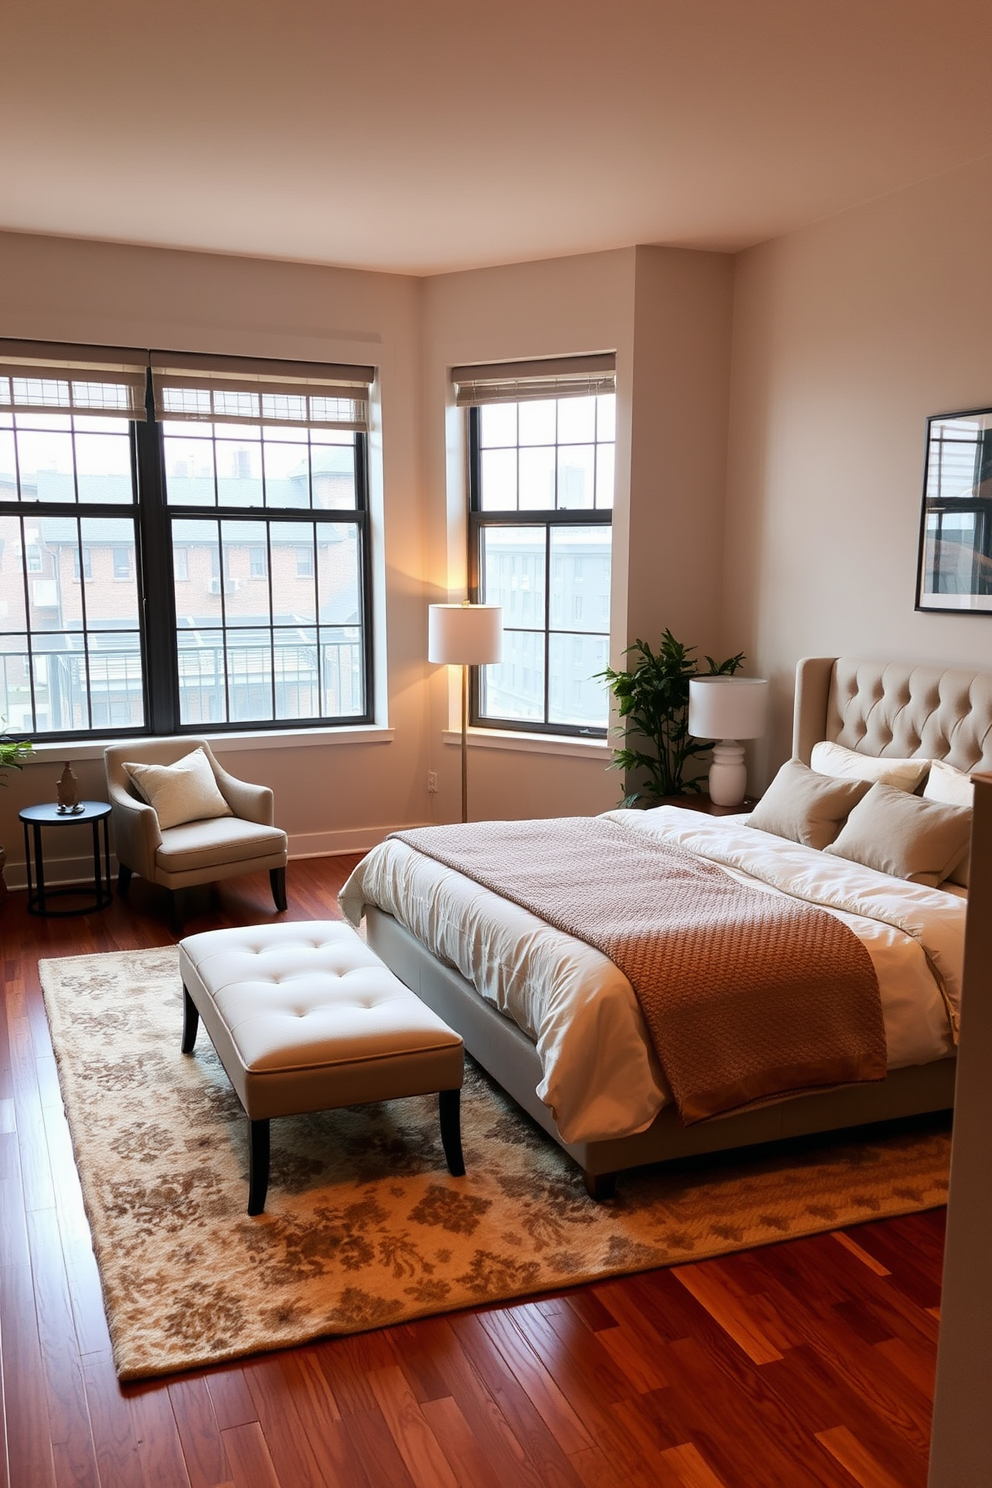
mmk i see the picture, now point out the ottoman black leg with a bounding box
[180,987,200,1053]
[438,1088,465,1176]
[248,1118,271,1215]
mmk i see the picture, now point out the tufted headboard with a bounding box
[793,657,992,775]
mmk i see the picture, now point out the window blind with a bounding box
[0,341,148,419]
[150,352,375,431]
[452,352,616,407]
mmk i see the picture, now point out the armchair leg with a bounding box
[117,863,132,896]
[270,867,287,913]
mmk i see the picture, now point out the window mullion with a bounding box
[543,521,551,725]
[135,383,180,735]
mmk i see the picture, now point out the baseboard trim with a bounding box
[1,824,426,891]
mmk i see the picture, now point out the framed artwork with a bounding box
[917,406,992,612]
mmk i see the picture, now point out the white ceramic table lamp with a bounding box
[428,603,503,822]
[688,676,769,808]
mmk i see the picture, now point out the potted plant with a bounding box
[598,630,743,806]
[0,729,33,891]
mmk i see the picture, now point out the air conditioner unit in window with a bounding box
[208,578,221,595]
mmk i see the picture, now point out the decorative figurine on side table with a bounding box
[56,762,83,814]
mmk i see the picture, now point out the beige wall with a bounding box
[422,249,635,824]
[0,233,737,877]
[0,229,429,881]
[723,156,992,783]
[20,146,988,874]
[628,246,734,655]
[422,246,735,822]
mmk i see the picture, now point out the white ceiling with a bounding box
[4,0,992,276]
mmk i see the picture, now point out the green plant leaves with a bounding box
[597,630,744,804]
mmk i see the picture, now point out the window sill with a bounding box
[440,727,611,761]
[25,724,395,766]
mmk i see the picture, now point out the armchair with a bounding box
[104,738,288,918]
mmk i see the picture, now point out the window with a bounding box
[456,354,616,735]
[0,341,375,739]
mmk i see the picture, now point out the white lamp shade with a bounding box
[688,676,769,740]
[428,603,503,665]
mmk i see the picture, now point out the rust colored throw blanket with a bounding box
[392,817,886,1125]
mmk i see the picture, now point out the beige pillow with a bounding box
[748,760,872,850]
[824,782,971,887]
[923,760,973,887]
[123,748,233,831]
[810,740,929,792]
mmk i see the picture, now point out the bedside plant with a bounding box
[0,728,33,892]
[598,630,743,806]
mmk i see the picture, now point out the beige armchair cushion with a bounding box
[123,747,234,830]
[157,818,288,875]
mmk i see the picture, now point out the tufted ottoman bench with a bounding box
[178,920,465,1214]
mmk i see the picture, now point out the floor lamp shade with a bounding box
[688,676,769,808]
[428,604,503,666]
[428,604,503,823]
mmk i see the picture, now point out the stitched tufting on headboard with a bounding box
[793,657,992,775]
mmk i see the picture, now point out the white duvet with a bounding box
[338,807,963,1146]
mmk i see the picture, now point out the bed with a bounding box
[340,657,990,1197]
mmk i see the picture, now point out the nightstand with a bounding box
[655,794,758,817]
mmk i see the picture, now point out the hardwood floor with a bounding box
[0,856,944,1487]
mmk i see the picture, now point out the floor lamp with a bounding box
[428,603,503,823]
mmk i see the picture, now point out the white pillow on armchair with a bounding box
[123,747,234,831]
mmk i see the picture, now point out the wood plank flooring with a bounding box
[0,857,944,1487]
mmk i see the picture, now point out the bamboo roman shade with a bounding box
[0,341,148,419]
[452,352,616,406]
[150,352,375,431]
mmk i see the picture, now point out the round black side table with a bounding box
[19,800,113,917]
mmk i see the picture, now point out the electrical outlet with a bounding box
[427,771,438,793]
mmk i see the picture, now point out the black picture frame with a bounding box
[916,406,992,613]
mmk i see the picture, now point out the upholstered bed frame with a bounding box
[367,657,989,1197]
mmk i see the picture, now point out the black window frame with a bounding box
[0,348,374,743]
[467,404,612,739]
[135,370,374,739]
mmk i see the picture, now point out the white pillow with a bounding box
[924,758,974,807]
[810,740,929,793]
[923,759,973,888]
[123,748,233,831]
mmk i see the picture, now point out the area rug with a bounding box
[39,945,951,1381]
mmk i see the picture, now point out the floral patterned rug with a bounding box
[39,945,951,1381]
